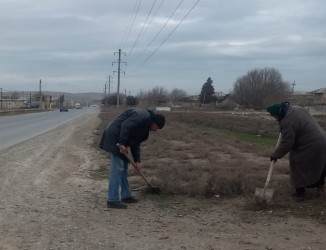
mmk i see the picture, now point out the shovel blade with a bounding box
[254,188,274,203]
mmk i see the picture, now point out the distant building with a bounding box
[289,88,326,106]
[308,88,326,105]
[289,91,313,106]
[214,91,227,104]
[214,91,226,97]
[178,95,199,107]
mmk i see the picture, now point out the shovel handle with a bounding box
[116,143,154,188]
[275,132,282,149]
[264,132,282,187]
[264,160,275,188]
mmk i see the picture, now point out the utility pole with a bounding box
[108,75,111,95]
[104,75,112,96]
[124,89,127,107]
[292,81,296,93]
[39,79,44,109]
[0,88,2,110]
[39,79,42,96]
[112,49,126,108]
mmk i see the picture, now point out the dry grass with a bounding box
[96,108,288,196]
[95,107,326,223]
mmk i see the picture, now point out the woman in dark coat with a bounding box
[267,102,326,202]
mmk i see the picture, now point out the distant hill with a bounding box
[42,91,104,106]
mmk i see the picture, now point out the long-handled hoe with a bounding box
[116,144,161,194]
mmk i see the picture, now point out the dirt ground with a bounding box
[0,108,325,250]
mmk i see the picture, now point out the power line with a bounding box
[134,0,184,63]
[141,0,201,66]
[121,0,142,50]
[120,1,137,50]
[128,0,158,56]
[128,0,165,64]
[142,0,165,36]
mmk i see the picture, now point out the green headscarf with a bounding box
[267,102,282,117]
[267,102,290,121]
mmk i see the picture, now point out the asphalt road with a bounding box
[0,107,97,151]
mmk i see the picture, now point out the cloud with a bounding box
[0,0,325,95]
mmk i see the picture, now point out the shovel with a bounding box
[254,132,282,203]
[116,144,161,194]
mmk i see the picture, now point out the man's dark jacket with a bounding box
[99,109,155,162]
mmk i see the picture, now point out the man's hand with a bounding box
[270,156,277,162]
[134,162,141,171]
[118,144,127,154]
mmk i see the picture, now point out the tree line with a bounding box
[103,86,187,107]
[102,67,292,109]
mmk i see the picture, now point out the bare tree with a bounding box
[137,90,147,100]
[232,68,291,109]
[169,88,187,105]
[11,91,20,99]
[137,87,169,106]
[147,86,168,106]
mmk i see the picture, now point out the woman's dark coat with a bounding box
[99,109,155,162]
[271,106,326,188]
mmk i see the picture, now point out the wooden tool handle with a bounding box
[116,143,153,187]
[125,152,155,187]
[264,133,282,187]
[275,132,282,149]
[264,160,275,188]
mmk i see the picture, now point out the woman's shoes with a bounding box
[317,185,325,197]
[289,193,306,202]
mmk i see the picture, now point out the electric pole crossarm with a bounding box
[112,49,127,108]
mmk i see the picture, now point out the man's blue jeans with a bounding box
[108,153,132,202]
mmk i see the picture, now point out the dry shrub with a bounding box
[140,112,279,197]
[167,111,280,138]
[95,108,326,223]
[96,108,322,200]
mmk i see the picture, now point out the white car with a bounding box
[75,103,82,109]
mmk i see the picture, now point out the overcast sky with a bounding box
[1,0,325,95]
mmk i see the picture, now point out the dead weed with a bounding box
[95,107,326,222]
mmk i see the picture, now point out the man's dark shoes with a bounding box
[121,196,139,203]
[289,193,306,202]
[107,201,127,209]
